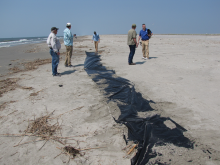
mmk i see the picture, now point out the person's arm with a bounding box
[138,36,141,43]
[70,31,73,44]
[51,34,60,55]
[133,38,138,48]
[138,31,141,44]
[69,31,73,40]
[133,38,137,44]
[57,39,61,50]
[132,31,138,48]
[47,33,51,45]
[64,31,67,41]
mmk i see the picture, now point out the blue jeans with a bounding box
[128,45,136,64]
[50,49,59,75]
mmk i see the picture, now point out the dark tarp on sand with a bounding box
[84,52,193,165]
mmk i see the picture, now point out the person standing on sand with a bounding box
[92,31,100,53]
[63,23,73,67]
[47,27,61,77]
[127,24,138,65]
[138,24,153,60]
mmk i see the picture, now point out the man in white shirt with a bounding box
[63,23,74,67]
[47,27,61,76]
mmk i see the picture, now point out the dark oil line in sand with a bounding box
[84,52,193,165]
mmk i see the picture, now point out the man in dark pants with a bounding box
[127,24,138,65]
[47,27,61,76]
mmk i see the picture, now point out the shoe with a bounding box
[68,65,73,67]
[65,65,68,67]
[142,57,145,59]
[53,73,61,77]
[144,58,148,60]
[129,63,136,65]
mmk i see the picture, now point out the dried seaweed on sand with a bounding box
[8,58,52,75]
[63,146,80,157]
[25,110,60,138]
[23,58,51,71]
[9,66,23,73]
[0,78,20,97]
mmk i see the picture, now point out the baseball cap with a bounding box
[132,24,136,27]
[51,27,59,31]
[66,23,71,26]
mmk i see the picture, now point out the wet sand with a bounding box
[0,42,53,76]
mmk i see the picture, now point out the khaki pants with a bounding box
[142,40,149,58]
[94,41,98,52]
[65,46,73,66]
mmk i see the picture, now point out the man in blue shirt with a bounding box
[63,23,73,67]
[92,31,100,53]
[138,24,153,60]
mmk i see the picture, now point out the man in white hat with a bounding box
[63,23,73,67]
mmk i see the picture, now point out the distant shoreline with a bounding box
[1,33,220,40]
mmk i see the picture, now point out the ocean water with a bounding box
[0,36,63,48]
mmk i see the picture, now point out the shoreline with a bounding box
[0,36,88,77]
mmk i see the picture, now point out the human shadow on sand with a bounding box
[136,61,146,65]
[149,57,158,59]
[74,64,84,67]
[61,70,76,75]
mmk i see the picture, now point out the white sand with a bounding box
[99,34,220,151]
[0,35,220,164]
[0,41,130,165]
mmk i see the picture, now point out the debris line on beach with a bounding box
[0,78,20,97]
[25,111,60,137]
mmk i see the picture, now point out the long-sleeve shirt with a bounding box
[63,28,73,46]
[47,32,61,53]
[92,34,100,41]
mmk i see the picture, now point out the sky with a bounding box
[0,0,220,38]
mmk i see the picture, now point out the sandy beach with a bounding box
[0,35,220,165]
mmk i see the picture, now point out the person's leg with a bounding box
[142,41,146,58]
[131,45,136,63]
[128,45,135,64]
[54,52,59,74]
[128,45,132,64]
[65,46,69,66]
[67,46,71,66]
[68,46,73,66]
[146,40,149,59]
[94,42,96,52]
[96,42,98,52]
[50,49,56,75]
[95,41,98,52]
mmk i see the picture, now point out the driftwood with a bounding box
[127,144,138,155]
